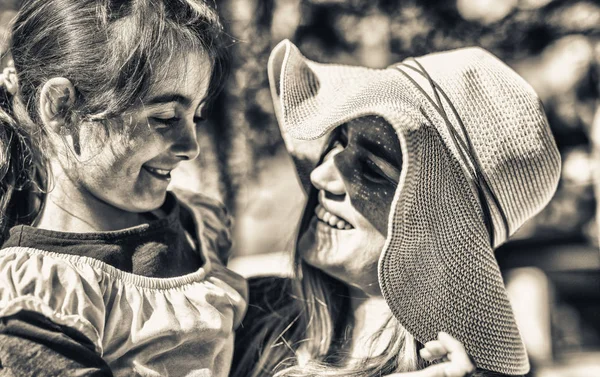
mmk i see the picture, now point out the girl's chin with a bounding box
[114,190,167,214]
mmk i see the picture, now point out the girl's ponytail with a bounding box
[0,64,44,243]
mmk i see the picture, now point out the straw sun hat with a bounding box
[268,40,561,375]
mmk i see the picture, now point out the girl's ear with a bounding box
[39,77,76,133]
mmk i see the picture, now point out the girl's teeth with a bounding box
[336,221,345,229]
[344,224,352,230]
[323,212,331,222]
[147,167,170,176]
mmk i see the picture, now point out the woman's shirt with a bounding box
[0,191,248,377]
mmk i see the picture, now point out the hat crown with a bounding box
[391,47,561,246]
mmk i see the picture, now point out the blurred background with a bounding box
[1,0,598,376]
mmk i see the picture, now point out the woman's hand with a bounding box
[387,332,475,377]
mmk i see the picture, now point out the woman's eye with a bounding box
[362,159,389,184]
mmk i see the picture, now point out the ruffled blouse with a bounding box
[0,191,247,377]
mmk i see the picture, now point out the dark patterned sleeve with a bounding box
[231,276,300,377]
[0,311,113,377]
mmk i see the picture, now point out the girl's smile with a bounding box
[35,52,212,232]
[142,165,174,180]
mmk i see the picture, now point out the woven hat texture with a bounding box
[268,39,561,375]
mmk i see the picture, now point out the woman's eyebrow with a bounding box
[364,149,401,183]
[360,138,401,168]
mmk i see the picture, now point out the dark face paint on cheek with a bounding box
[333,116,402,236]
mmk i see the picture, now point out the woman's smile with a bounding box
[315,203,354,230]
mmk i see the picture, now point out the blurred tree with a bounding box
[211,0,599,243]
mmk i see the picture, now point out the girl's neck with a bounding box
[345,286,395,361]
[35,172,147,233]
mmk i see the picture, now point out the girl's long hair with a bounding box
[0,0,230,243]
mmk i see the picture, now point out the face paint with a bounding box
[331,116,402,236]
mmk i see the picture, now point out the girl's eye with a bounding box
[152,117,180,128]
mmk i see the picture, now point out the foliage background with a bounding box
[201,0,599,256]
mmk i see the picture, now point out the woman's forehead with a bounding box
[344,116,401,164]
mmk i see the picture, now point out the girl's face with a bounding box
[60,53,211,215]
[298,116,402,296]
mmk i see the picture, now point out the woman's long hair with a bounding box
[235,186,423,377]
[235,148,516,377]
[0,0,230,243]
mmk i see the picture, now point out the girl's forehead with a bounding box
[146,52,212,107]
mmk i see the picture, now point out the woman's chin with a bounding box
[297,217,349,273]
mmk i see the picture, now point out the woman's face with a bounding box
[60,52,211,215]
[298,116,402,296]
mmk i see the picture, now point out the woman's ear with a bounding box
[39,77,76,134]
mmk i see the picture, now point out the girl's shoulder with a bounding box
[172,189,234,264]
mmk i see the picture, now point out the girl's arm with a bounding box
[0,311,113,377]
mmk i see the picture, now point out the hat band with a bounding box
[391,60,510,246]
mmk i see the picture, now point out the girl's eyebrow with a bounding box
[147,93,207,108]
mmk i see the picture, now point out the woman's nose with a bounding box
[310,157,346,195]
[172,119,200,161]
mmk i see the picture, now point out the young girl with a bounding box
[0,1,247,376]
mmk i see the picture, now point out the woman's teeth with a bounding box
[315,204,353,230]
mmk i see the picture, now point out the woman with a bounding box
[0,1,246,376]
[233,40,561,377]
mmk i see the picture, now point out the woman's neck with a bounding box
[345,286,395,361]
[35,171,146,233]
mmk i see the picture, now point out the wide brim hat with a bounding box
[268,39,561,375]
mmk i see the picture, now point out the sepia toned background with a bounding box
[1,0,598,376]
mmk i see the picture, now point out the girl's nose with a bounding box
[310,156,346,195]
[172,119,200,161]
